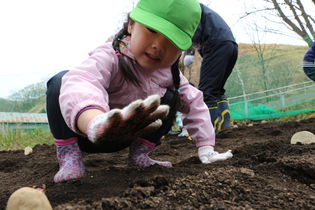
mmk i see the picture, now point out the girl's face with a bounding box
[128,20,182,71]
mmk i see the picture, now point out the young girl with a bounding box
[46,0,233,183]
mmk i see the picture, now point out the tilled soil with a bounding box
[2,118,315,209]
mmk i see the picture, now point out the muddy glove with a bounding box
[87,95,169,145]
[183,55,194,67]
[198,146,233,164]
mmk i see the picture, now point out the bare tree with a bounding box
[239,0,315,47]
[241,19,280,102]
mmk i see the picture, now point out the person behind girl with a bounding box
[46,0,233,183]
[183,3,238,134]
[303,41,315,82]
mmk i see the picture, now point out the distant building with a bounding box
[0,112,49,131]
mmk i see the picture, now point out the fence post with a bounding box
[245,99,248,119]
[303,82,307,94]
[280,93,285,108]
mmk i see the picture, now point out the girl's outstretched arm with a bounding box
[77,95,169,145]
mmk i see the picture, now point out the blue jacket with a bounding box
[303,42,315,62]
[192,3,236,46]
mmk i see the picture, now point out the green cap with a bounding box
[130,0,201,50]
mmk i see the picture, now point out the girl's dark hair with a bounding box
[112,14,182,122]
[112,15,141,87]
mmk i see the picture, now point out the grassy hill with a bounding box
[181,43,315,120]
[182,43,309,89]
[27,96,46,113]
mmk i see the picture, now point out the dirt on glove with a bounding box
[1,117,315,209]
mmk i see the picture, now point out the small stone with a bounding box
[24,147,33,155]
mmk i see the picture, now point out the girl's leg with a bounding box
[46,70,132,182]
[46,70,78,139]
[140,89,175,145]
[46,70,85,182]
[127,137,172,167]
[127,89,174,167]
[46,70,132,154]
[53,141,85,183]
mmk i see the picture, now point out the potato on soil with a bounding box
[6,187,52,210]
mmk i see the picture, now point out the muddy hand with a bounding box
[87,95,170,144]
[198,146,233,164]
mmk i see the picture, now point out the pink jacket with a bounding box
[59,41,215,148]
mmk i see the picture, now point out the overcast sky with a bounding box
[0,0,309,99]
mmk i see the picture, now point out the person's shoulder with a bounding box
[90,43,116,56]
[199,3,216,15]
[87,43,119,68]
[199,3,206,10]
[199,3,210,10]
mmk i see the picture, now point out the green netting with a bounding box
[230,101,315,121]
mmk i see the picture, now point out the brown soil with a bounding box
[2,118,315,209]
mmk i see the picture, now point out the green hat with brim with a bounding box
[130,0,201,51]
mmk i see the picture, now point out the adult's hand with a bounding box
[183,55,194,67]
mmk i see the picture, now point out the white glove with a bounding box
[87,95,169,144]
[198,146,233,164]
[183,55,194,67]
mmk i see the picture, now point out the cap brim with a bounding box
[130,7,191,51]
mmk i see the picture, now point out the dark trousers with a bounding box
[303,67,315,82]
[198,41,238,106]
[46,70,174,153]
